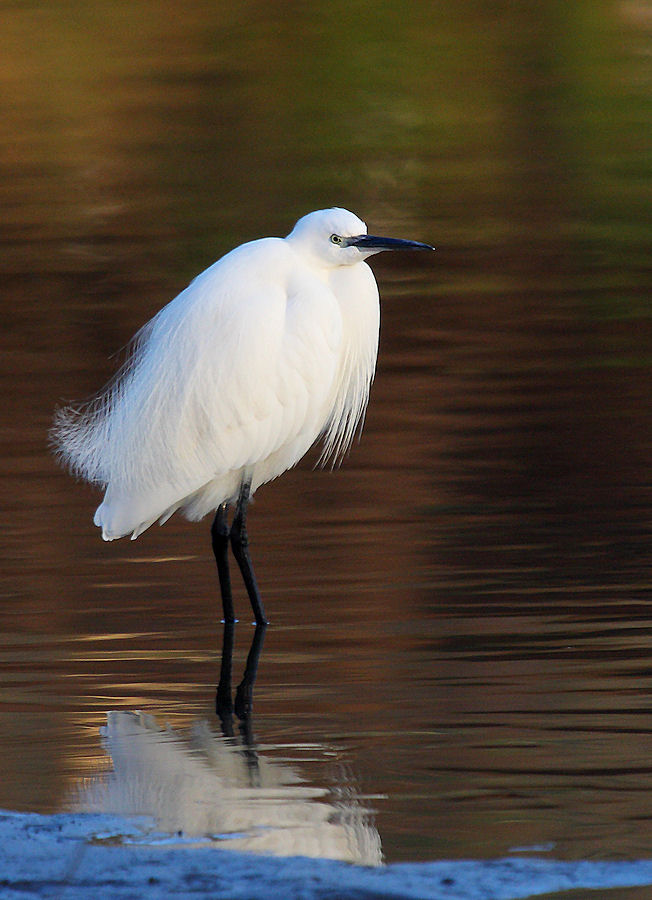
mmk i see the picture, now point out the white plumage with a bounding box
[52,207,432,622]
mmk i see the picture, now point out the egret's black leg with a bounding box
[230,481,268,625]
[211,503,235,624]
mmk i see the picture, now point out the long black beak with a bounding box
[348,234,435,252]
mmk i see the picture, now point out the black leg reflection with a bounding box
[234,624,266,746]
[216,622,267,747]
[215,622,236,735]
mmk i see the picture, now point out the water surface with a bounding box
[0,0,650,867]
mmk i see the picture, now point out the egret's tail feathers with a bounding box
[158,505,181,528]
[92,478,220,544]
[130,517,159,540]
[94,502,129,541]
[94,498,160,543]
[94,512,156,542]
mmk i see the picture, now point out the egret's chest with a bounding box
[326,262,380,358]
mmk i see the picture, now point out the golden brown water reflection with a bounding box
[1,0,650,865]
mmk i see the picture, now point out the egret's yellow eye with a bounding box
[330,234,343,245]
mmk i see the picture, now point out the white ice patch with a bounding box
[2,808,652,899]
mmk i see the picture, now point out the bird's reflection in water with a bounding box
[81,624,382,865]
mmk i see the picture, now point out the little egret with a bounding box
[52,208,433,624]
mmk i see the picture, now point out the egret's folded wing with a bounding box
[54,238,342,538]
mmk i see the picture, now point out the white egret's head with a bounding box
[286,208,434,268]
